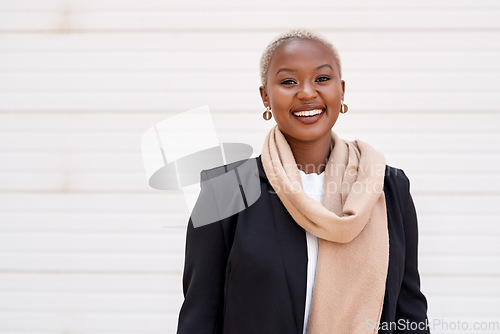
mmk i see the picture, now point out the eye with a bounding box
[280,79,297,85]
[316,76,331,83]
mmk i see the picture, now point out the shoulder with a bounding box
[191,157,262,228]
[200,157,260,180]
[384,165,410,192]
[384,165,411,214]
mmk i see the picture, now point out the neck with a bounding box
[285,134,332,174]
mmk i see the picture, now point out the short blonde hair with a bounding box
[259,28,342,86]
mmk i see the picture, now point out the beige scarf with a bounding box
[261,126,389,334]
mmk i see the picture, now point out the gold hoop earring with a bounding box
[263,106,272,120]
[340,102,348,114]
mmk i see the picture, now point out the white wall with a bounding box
[1,0,499,333]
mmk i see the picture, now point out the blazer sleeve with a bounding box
[395,192,430,333]
[176,170,230,334]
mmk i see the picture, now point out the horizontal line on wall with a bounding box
[1,109,499,115]
[2,0,500,11]
[5,7,500,12]
[0,269,173,275]
[3,28,500,34]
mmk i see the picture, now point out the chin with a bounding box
[292,129,332,143]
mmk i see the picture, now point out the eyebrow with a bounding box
[316,64,334,71]
[275,68,296,75]
[275,64,334,76]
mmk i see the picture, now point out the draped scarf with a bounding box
[261,126,389,333]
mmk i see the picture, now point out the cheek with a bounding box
[324,83,343,96]
[269,87,294,108]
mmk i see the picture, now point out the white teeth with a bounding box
[293,109,323,117]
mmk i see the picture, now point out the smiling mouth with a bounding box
[292,109,324,117]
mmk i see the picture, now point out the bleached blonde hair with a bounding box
[259,28,342,87]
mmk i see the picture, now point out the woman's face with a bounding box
[260,39,345,145]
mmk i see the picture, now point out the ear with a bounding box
[259,85,269,108]
[340,80,346,100]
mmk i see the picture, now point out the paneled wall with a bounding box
[1,0,499,333]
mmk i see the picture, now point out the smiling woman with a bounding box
[177,29,430,334]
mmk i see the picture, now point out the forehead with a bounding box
[268,39,335,70]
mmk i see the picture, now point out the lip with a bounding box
[291,104,326,113]
[292,109,325,124]
[290,103,326,124]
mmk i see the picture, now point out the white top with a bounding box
[298,170,323,334]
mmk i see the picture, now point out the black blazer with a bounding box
[177,156,429,334]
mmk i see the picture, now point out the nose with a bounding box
[297,81,318,100]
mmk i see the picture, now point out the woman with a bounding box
[177,29,429,334]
